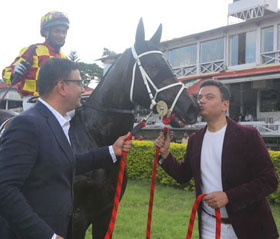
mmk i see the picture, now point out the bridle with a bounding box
[86,46,187,118]
[130,46,187,117]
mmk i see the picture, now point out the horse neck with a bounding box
[91,50,134,110]
[83,50,135,145]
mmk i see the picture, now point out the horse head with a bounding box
[100,18,199,128]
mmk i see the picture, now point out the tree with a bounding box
[68,50,80,62]
[102,48,117,57]
[78,62,103,87]
[68,51,103,87]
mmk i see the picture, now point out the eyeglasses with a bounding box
[63,79,84,88]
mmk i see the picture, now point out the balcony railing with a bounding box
[185,121,280,137]
[173,64,197,77]
[170,51,279,78]
[200,60,226,73]
[141,120,280,137]
[261,50,280,64]
[172,60,226,77]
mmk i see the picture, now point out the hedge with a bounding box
[126,140,280,204]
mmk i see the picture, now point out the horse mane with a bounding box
[85,48,132,104]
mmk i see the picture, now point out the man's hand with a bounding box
[154,131,170,159]
[203,191,229,209]
[56,236,64,239]
[112,132,132,156]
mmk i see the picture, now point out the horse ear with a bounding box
[150,24,162,46]
[135,18,145,45]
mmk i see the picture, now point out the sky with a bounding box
[0,0,279,73]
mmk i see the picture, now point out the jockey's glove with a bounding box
[11,61,29,85]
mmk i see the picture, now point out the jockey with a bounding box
[2,11,69,111]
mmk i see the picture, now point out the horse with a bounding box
[0,19,199,238]
[69,19,199,238]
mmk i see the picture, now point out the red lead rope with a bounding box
[146,146,160,239]
[186,194,221,239]
[104,133,133,239]
[104,120,146,239]
[146,127,169,239]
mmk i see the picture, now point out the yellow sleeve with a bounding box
[2,47,29,85]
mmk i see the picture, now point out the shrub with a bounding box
[126,140,280,204]
[126,141,194,191]
[269,151,280,204]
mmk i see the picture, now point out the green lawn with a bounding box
[86,180,280,239]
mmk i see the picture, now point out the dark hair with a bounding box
[199,79,231,101]
[38,58,79,97]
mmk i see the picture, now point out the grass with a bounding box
[86,180,280,239]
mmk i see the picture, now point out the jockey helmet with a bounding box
[40,11,70,37]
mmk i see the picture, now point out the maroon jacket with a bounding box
[161,117,279,239]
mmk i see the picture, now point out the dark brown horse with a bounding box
[0,19,199,238]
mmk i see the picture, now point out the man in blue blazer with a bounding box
[155,80,278,239]
[0,58,132,239]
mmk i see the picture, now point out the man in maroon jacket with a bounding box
[155,80,278,239]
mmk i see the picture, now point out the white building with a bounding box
[159,0,280,148]
[100,0,280,148]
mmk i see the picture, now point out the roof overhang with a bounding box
[218,72,280,84]
[0,88,22,101]
[180,64,280,94]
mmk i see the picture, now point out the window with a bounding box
[169,44,197,67]
[200,38,224,63]
[230,31,256,65]
[261,26,274,52]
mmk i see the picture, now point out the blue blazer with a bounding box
[0,102,113,239]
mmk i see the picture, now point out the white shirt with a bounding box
[200,124,228,218]
[39,98,117,162]
[39,99,117,239]
[39,99,71,144]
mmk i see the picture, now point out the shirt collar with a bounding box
[38,98,71,127]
